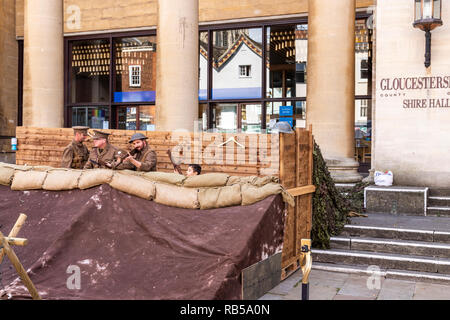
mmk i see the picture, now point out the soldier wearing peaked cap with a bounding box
[61,126,90,169]
[115,132,157,172]
[83,130,125,170]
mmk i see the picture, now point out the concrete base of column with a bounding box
[326,157,363,183]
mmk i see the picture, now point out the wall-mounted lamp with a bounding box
[413,0,443,68]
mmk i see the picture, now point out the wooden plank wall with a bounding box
[15,127,280,177]
[279,128,314,279]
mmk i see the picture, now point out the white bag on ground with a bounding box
[374,171,393,187]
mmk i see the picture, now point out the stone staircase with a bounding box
[312,213,450,284]
[427,188,450,217]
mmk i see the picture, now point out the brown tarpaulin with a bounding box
[0,185,285,300]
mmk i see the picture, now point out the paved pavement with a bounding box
[259,269,450,300]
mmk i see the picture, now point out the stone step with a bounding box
[341,224,450,243]
[427,207,450,217]
[312,262,450,285]
[330,236,450,258]
[312,249,450,274]
[429,188,450,197]
[428,196,450,207]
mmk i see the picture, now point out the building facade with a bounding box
[1,0,448,187]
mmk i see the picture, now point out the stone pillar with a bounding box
[156,0,199,132]
[0,0,18,136]
[23,0,64,128]
[307,0,362,183]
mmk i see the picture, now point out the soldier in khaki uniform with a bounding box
[115,133,157,172]
[61,126,90,169]
[83,130,126,170]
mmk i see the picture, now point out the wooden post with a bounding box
[4,237,29,246]
[0,231,41,300]
[0,214,27,264]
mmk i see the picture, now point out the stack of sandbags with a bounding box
[1,162,291,209]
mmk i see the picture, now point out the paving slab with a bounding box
[308,269,350,288]
[377,279,416,300]
[266,269,302,295]
[333,294,376,300]
[413,282,450,300]
[336,274,383,299]
[258,293,285,300]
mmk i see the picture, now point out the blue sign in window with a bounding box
[280,105,294,117]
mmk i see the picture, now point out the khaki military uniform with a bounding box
[116,144,157,172]
[83,143,123,170]
[61,140,90,169]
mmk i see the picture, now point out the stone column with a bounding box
[307,0,362,183]
[23,0,64,128]
[156,0,199,132]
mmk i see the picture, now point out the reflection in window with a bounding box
[266,25,307,99]
[118,107,137,130]
[115,36,157,103]
[139,106,156,131]
[70,39,110,103]
[212,28,262,99]
[199,32,208,100]
[241,104,262,132]
[355,19,372,94]
[213,104,238,132]
[118,106,156,131]
[72,106,110,129]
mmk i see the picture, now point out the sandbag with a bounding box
[78,169,114,190]
[11,170,47,191]
[183,173,230,188]
[32,165,54,172]
[109,173,156,200]
[241,183,284,206]
[198,184,242,210]
[227,175,279,187]
[42,169,82,191]
[1,163,32,171]
[116,169,144,177]
[154,183,199,209]
[0,166,15,186]
[141,172,186,185]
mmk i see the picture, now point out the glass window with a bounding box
[118,107,137,130]
[70,39,110,104]
[355,19,371,95]
[117,105,156,131]
[213,103,238,132]
[139,106,156,131]
[114,36,157,103]
[241,104,262,132]
[199,32,208,101]
[72,106,110,129]
[212,28,262,99]
[266,24,307,99]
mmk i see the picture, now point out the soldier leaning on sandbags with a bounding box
[115,133,157,172]
[83,130,125,170]
[61,126,90,169]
